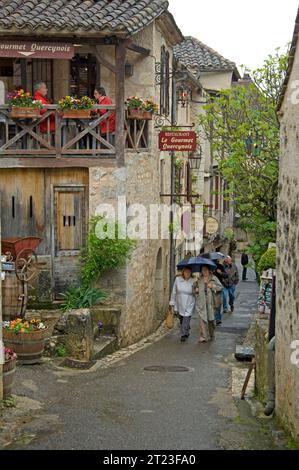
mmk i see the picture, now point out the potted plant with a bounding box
[8,89,43,118]
[2,318,48,365]
[58,95,94,119]
[127,96,158,120]
[3,347,17,399]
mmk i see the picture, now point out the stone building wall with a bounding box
[276,34,299,439]
[88,22,174,346]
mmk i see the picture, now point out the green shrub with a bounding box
[80,216,136,288]
[257,247,276,275]
[60,286,107,312]
[55,344,68,358]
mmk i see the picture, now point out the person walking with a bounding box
[241,252,249,281]
[222,256,239,313]
[193,265,223,343]
[213,260,228,325]
[169,267,195,342]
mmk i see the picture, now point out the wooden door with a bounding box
[0,169,47,253]
[53,185,87,298]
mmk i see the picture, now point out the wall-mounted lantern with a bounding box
[177,86,191,108]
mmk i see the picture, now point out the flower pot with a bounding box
[3,328,48,365]
[10,107,41,119]
[3,358,16,399]
[128,108,153,120]
[62,109,91,119]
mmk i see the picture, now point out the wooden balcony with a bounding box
[0,104,150,168]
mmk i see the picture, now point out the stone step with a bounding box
[92,335,118,361]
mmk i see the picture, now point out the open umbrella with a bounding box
[176,258,192,270]
[187,256,217,272]
[201,252,225,261]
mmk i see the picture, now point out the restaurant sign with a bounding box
[159,131,197,152]
[0,41,74,59]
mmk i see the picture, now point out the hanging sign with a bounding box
[0,41,74,59]
[205,217,219,235]
[159,131,197,152]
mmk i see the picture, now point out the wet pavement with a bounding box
[0,261,290,450]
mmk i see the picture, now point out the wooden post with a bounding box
[115,40,127,167]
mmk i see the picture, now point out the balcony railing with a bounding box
[0,104,150,160]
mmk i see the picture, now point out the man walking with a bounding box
[214,260,228,325]
[241,251,249,281]
[222,256,239,313]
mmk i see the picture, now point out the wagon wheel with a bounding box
[15,248,38,282]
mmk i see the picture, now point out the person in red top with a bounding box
[33,81,55,134]
[94,86,115,143]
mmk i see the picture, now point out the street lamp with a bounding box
[188,144,202,170]
[177,85,190,108]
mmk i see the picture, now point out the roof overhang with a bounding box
[156,11,184,47]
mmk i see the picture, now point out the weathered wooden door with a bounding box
[53,185,87,298]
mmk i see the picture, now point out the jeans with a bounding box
[215,309,222,322]
[242,266,247,280]
[223,286,236,311]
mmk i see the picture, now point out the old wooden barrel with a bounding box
[2,329,47,365]
[3,358,16,398]
[2,271,25,321]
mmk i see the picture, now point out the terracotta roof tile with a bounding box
[0,0,169,35]
[174,36,237,73]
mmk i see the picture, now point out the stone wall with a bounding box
[276,34,299,440]
[87,22,174,346]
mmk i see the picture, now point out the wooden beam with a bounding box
[0,158,117,168]
[127,43,150,56]
[0,35,122,44]
[93,46,116,74]
[115,40,127,167]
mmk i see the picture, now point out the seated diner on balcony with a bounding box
[94,86,115,144]
[32,81,55,134]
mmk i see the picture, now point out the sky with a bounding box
[168,0,299,71]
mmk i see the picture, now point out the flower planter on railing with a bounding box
[10,107,41,119]
[128,108,153,120]
[62,109,91,119]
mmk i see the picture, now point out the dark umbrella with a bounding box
[176,258,192,270]
[187,256,217,272]
[201,252,225,261]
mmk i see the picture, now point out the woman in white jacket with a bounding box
[169,267,196,342]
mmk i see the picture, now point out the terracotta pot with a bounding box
[3,358,16,399]
[10,107,41,119]
[62,109,91,119]
[3,328,48,365]
[128,108,153,120]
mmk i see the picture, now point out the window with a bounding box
[160,159,165,194]
[160,46,170,116]
[223,181,230,213]
[214,175,220,211]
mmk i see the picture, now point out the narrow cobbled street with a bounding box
[0,263,289,450]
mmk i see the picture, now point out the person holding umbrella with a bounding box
[192,259,223,343]
[169,267,196,342]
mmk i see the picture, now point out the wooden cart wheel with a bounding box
[15,248,38,282]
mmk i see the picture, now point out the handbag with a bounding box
[166,306,174,329]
